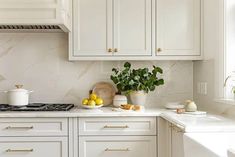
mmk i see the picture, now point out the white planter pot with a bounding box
[129,91,147,106]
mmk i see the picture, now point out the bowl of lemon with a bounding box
[81,93,104,109]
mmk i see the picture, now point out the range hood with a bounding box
[0,0,72,33]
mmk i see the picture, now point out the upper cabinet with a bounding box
[113,0,152,56]
[155,0,201,57]
[69,0,202,60]
[72,0,112,56]
[71,0,152,59]
[0,0,72,32]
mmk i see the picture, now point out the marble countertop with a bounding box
[0,107,235,132]
[161,112,235,132]
[0,107,164,118]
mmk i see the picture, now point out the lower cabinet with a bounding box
[78,117,157,157]
[171,127,184,157]
[0,137,68,157]
[0,118,69,157]
[158,117,184,157]
[79,136,156,157]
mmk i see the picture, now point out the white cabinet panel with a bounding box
[79,136,156,157]
[0,0,71,32]
[79,117,156,136]
[158,117,171,157]
[113,0,152,56]
[171,127,184,157]
[73,0,112,56]
[156,0,201,56]
[0,137,68,157]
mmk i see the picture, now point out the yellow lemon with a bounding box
[82,98,89,105]
[89,93,97,100]
[95,98,103,106]
[88,100,96,106]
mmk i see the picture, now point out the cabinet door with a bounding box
[171,127,184,157]
[79,136,156,157]
[113,0,152,56]
[73,0,112,56]
[158,117,172,157]
[156,0,201,56]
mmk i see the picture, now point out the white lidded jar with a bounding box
[4,85,33,106]
[185,100,197,112]
[113,95,127,108]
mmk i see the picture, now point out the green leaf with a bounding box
[124,62,131,68]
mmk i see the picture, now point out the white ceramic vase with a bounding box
[113,95,127,108]
[129,91,147,106]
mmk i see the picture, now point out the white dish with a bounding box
[81,104,103,109]
[184,111,207,115]
[165,102,184,109]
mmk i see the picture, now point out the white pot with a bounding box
[2,85,33,106]
[113,95,127,108]
[129,91,147,106]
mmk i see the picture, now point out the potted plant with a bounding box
[111,62,164,106]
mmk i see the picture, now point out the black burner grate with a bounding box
[0,103,74,111]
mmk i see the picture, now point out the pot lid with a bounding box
[9,85,29,92]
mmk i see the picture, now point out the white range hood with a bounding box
[0,0,72,32]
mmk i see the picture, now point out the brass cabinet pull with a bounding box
[105,148,130,152]
[108,48,113,53]
[103,125,129,129]
[6,149,34,152]
[114,48,118,52]
[5,126,34,130]
[157,48,162,52]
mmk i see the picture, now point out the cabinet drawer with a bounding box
[79,136,156,157]
[0,118,68,136]
[0,137,68,157]
[79,117,156,135]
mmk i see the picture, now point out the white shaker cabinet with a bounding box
[158,117,184,157]
[155,0,201,57]
[113,0,152,56]
[72,0,112,56]
[171,125,184,157]
[70,0,152,60]
[0,118,69,157]
[78,117,157,157]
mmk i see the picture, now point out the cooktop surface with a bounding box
[0,103,74,111]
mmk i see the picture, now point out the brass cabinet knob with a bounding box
[114,48,118,53]
[107,48,113,53]
[157,48,162,52]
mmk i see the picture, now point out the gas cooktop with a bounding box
[0,103,74,111]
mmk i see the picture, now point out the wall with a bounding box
[0,33,193,107]
[194,0,235,119]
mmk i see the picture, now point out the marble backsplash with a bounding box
[0,33,193,107]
